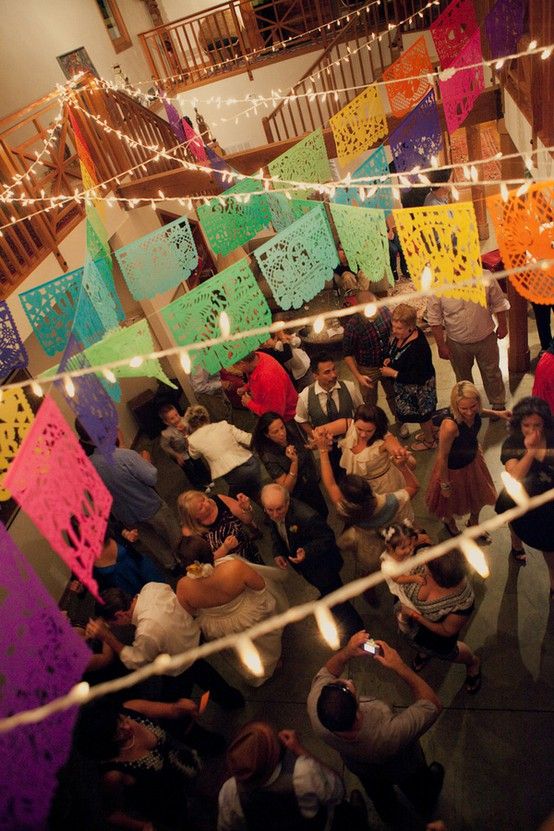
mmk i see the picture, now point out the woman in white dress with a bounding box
[315,403,416,522]
[176,535,288,686]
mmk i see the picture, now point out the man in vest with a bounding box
[294,352,363,477]
[217,720,345,831]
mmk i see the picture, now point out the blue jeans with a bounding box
[224,456,262,499]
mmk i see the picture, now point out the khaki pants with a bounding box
[357,365,396,417]
[446,331,506,407]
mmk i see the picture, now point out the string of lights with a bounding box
[0,483,552,735]
[1,261,552,401]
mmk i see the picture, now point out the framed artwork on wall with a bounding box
[57,47,99,80]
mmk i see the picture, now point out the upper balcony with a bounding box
[138,0,407,91]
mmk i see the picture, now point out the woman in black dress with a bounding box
[380,303,437,451]
[497,396,554,595]
[252,411,328,517]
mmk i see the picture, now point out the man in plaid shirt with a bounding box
[343,290,395,416]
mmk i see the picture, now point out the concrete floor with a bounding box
[143,306,553,831]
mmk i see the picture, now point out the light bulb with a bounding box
[129,356,144,368]
[219,311,231,337]
[313,316,325,334]
[460,538,490,578]
[364,303,377,318]
[500,182,509,202]
[31,381,44,397]
[179,350,191,374]
[500,471,528,507]
[421,266,433,291]
[103,368,117,383]
[315,605,340,649]
[236,637,264,678]
[71,681,90,703]
[64,376,75,397]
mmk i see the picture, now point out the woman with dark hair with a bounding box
[77,698,202,830]
[497,396,554,591]
[252,411,328,517]
[399,550,481,693]
[312,431,419,579]
[315,404,415,521]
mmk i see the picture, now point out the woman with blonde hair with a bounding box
[185,404,262,498]
[426,381,511,538]
[380,303,437,451]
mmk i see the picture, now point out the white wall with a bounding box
[0,0,154,117]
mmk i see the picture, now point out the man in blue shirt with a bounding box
[76,421,181,572]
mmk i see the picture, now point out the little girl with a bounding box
[379,521,427,632]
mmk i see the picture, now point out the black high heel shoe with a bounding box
[510,547,527,565]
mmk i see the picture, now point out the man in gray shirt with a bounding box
[307,630,443,828]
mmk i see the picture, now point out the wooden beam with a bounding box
[117,166,220,200]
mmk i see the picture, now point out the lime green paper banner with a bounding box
[83,320,176,388]
[268,129,332,199]
[160,258,271,372]
[329,204,393,286]
[197,177,271,256]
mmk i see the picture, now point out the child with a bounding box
[158,403,212,491]
[379,521,427,633]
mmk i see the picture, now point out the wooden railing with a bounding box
[262,0,450,143]
[138,0,340,89]
[0,80,219,297]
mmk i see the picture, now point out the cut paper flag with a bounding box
[81,256,124,333]
[332,145,393,212]
[487,181,554,303]
[4,396,112,600]
[87,203,111,262]
[430,0,478,69]
[389,90,443,175]
[206,144,236,192]
[393,201,485,305]
[268,129,332,199]
[115,215,198,300]
[330,204,393,286]
[267,193,317,232]
[57,334,119,462]
[330,85,388,169]
[161,258,271,372]
[0,387,35,501]
[254,203,339,309]
[160,91,186,142]
[439,29,485,134]
[182,118,208,163]
[485,0,526,59]
[68,109,105,217]
[383,36,433,118]
[19,269,104,356]
[0,300,28,376]
[0,522,90,831]
[84,319,177,389]
[197,178,271,256]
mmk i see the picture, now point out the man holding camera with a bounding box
[307,630,444,828]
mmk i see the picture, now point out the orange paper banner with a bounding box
[383,36,433,119]
[487,181,554,303]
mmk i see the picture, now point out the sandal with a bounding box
[510,547,527,565]
[412,652,430,672]
[410,438,438,452]
[465,661,482,694]
[466,522,492,546]
[442,521,460,537]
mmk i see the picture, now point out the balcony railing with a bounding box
[0,80,219,297]
[138,0,347,89]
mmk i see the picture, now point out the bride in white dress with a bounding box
[176,535,288,686]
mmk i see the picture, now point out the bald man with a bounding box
[261,484,363,639]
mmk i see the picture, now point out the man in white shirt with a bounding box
[86,583,244,708]
[426,277,510,410]
[308,631,443,828]
[295,353,363,477]
[218,720,345,831]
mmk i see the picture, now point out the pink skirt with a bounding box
[426,448,497,518]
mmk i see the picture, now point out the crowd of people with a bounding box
[63,288,554,831]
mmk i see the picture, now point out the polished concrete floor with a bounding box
[144,311,553,831]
